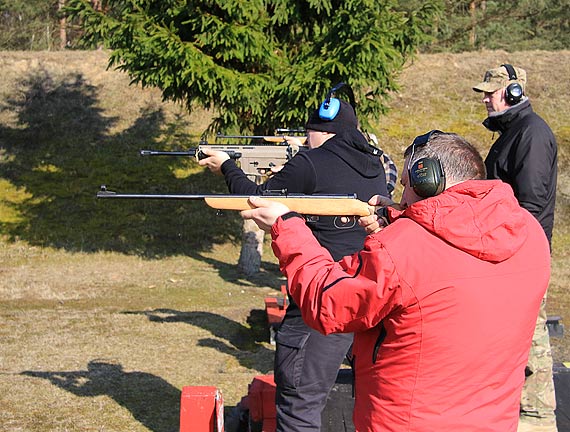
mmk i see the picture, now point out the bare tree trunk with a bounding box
[237,176,265,275]
[91,0,104,50]
[59,0,67,49]
[469,1,477,48]
[237,219,265,276]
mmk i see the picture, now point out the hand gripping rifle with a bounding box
[96,186,377,217]
[140,132,308,181]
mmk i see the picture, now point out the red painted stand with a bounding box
[265,285,288,344]
[179,286,284,431]
[180,386,224,432]
[241,375,277,432]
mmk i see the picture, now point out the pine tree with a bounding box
[64,0,440,273]
[64,0,440,133]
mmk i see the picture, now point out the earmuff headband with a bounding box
[501,64,518,81]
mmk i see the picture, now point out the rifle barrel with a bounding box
[97,191,211,200]
[97,190,356,200]
[140,148,242,160]
[216,134,284,140]
[140,150,196,157]
[96,188,373,216]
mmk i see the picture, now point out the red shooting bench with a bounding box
[180,386,224,432]
[179,376,277,432]
[239,374,277,432]
[265,285,288,344]
[180,285,285,431]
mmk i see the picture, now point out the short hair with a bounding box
[404,132,486,183]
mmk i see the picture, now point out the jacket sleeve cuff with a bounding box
[271,212,305,239]
[220,159,238,175]
[281,211,304,221]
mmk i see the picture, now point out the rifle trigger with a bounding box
[262,189,288,196]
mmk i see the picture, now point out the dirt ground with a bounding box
[1,49,569,431]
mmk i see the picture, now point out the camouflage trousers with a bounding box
[519,296,558,429]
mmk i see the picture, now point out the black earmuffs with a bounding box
[501,64,524,106]
[408,130,446,198]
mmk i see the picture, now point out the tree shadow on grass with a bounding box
[124,308,274,374]
[0,66,293,296]
[0,67,242,257]
[186,250,284,290]
[21,360,180,432]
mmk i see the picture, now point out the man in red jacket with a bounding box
[241,131,551,432]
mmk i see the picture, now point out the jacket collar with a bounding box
[389,180,528,263]
[482,98,532,133]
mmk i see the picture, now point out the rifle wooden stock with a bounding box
[215,134,307,144]
[254,136,307,144]
[97,187,375,217]
[203,196,373,216]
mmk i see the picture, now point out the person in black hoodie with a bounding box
[473,64,558,432]
[200,99,388,431]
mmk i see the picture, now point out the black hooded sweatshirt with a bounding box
[483,99,557,247]
[221,128,387,316]
[221,128,387,260]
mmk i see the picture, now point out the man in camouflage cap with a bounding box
[474,64,559,432]
[473,64,527,94]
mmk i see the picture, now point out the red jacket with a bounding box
[271,180,550,432]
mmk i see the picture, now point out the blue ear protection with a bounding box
[318,82,356,120]
[319,97,341,120]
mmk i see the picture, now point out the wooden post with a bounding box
[469,0,477,48]
[58,0,67,49]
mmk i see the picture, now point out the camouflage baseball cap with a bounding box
[472,65,527,93]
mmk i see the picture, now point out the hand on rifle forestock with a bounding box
[197,148,230,175]
[358,195,400,235]
[240,196,291,233]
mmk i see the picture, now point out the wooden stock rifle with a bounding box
[96,186,376,217]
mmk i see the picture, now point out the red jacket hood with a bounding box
[390,180,527,263]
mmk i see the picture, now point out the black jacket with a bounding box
[222,129,388,317]
[484,99,557,245]
[222,128,387,317]
[222,128,387,260]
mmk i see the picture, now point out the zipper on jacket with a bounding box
[372,322,387,364]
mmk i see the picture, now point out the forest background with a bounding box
[2,0,570,52]
[0,1,569,431]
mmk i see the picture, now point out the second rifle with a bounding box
[140,134,308,180]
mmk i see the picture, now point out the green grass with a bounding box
[0,49,569,431]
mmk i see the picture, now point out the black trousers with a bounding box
[274,315,353,432]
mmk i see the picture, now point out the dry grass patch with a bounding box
[1,241,277,431]
[1,49,569,431]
